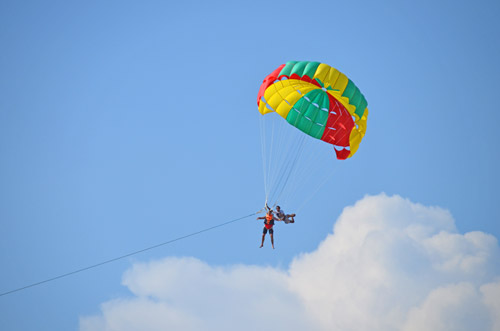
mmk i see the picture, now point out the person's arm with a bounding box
[257,216,265,220]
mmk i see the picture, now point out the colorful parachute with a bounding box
[257,61,368,160]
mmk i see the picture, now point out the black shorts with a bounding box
[263,226,274,234]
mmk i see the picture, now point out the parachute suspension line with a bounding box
[269,117,291,199]
[259,77,350,210]
[278,91,347,207]
[260,112,278,204]
[267,127,293,200]
[272,133,307,205]
[260,109,288,207]
[266,124,305,206]
[263,78,297,205]
[260,108,289,204]
[295,162,340,213]
[281,137,335,206]
[266,116,277,199]
[267,141,296,204]
[0,211,259,298]
[260,84,319,208]
[278,149,320,206]
[259,114,270,201]
[270,89,316,206]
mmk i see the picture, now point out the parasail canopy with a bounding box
[257,61,368,160]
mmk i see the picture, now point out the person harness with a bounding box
[264,213,274,229]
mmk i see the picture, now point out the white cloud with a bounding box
[80,194,500,331]
[402,282,490,331]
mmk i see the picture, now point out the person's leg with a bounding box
[260,227,267,248]
[270,228,274,249]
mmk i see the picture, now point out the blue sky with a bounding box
[1,1,499,330]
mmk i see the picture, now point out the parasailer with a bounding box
[257,209,276,249]
[274,205,295,224]
[257,204,295,249]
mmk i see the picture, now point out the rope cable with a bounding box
[0,212,258,298]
